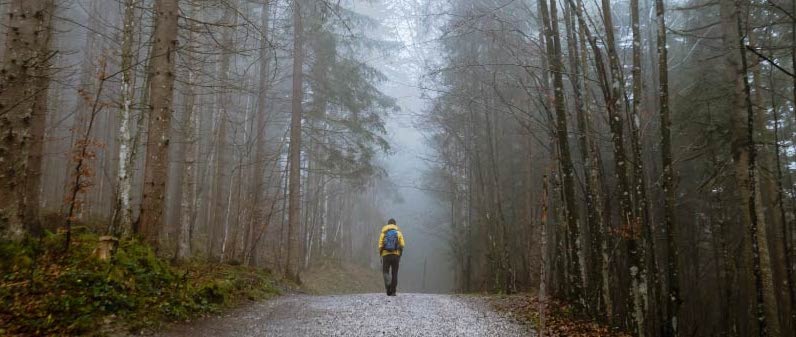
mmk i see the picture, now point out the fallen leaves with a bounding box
[489,294,631,337]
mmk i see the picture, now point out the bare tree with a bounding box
[111,0,139,237]
[720,0,781,335]
[655,0,680,335]
[539,0,584,306]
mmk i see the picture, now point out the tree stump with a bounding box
[95,236,119,261]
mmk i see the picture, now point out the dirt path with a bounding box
[157,293,533,337]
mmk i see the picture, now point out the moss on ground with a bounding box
[0,232,280,336]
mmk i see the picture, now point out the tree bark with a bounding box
[138,0,179,248]
[0,0,55,240]
[111,0,138,237]
[539,174,550,337]
[655,0,681,335]
[175,1,200,262]
[245,0,272,267]
[720,0,781,335]
[286,0,304,281]
[22,0,55,238]
[563,0,593,298]
[539,0,584,305]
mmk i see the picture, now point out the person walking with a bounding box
[378,219,405,296]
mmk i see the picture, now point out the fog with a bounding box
[4,0,796,334]
[346,0,455,293]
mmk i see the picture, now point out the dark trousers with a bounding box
[382,254,400,295]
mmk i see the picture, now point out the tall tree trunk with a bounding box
[655,0,681,335]
[563,0,595,303]
[22,0,55,238]
[208,1,237,260]
[0,0,55,240]
[286,0,304,281]
[246,0,272,266]
[750,24,792,335]
[175,1,200,262]
[111,0,138,237]
[628,1,659,333]
[771,77,796,332]
[138,0,179,247]
[577,0,613,319]
[540,0,584,306]
[720,0,781,335]
[597,0,646,332]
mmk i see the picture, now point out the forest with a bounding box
[0,0,795,336]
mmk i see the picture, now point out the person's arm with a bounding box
[378,231,385,255]
[398,231,405,254]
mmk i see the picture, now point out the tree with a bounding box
[175,0,201,262]
[539,0,584,306]
[0,0,55,240]
[245,0,273,266]
[286,0,305,281]
[655,0,681,335]
[720,0,781,335]
[138,0,180,247]
[111,0,139,237]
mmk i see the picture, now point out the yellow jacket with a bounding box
[378,224,405,257]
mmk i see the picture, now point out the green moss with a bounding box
[0,233,280,336]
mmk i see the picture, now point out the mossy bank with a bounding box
[0,232,281,336]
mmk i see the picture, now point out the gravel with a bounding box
[157,293,534,337]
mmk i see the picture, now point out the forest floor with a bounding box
[2,232,617,337]
[299,260,384,294]
[0,232,285,336]
[488,294,631,337]
[155,293,533,337]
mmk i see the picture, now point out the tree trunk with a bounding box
[656,0,681,335]
[720,0,781,335]
[629,2,660,333]
[539,174,550,337]
[563,0,595,304]
[0,0,55,240]
[286,0,304,281]
[208,1,237,260]
[111,0,138,237]
[771,78,796,332]
[138,0,179,248]
[175,1,201,262]
[540,0,584,306]
[245,0,272,267]
[22,0,55,238]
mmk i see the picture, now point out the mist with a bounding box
[2,0,796,335]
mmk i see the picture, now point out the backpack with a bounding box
[383,229,399,251]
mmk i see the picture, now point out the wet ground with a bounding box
[157,293,533,337]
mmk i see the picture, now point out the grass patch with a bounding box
[0,232,280,336]
[300,260,383,295]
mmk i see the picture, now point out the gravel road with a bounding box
[157,293,533,337]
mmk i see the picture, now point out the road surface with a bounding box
[158,293,533,337]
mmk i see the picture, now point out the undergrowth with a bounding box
[0,232,280,336]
